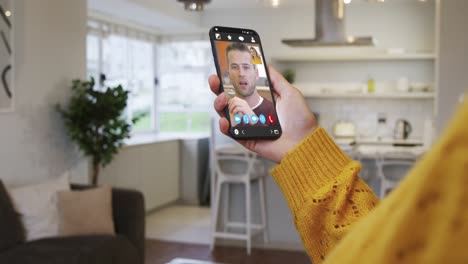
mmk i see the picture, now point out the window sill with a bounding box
[124,132,210,147]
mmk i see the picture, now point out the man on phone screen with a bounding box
[225,42,275,127]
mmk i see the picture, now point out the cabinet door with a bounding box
[100,147,141,191]
[180,139,199,205]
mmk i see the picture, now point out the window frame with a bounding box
[86,20,213,137]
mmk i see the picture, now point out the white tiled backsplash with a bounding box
[307,98,434,139]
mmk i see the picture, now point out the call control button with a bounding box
[259,114,266,124]
[243,114,250,124]
[251,115,258,124]
[234,114,241,124]
[268,114,275,124]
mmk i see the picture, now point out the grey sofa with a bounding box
[0,180,145,264]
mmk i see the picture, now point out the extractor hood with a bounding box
[282,0,376,47]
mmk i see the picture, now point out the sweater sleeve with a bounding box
[270,127,379,263]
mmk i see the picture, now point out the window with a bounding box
[157,41,214,133]
[86,20,214,136]
[102,35,155,132]
[86,34,100,84]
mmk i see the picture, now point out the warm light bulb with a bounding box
[271,0,280,8]
[5,10,11,17]
[184,2,203,11]
[344,0,352,4]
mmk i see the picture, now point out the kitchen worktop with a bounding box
[218,138,428,160]
[335,137,428,159]
[355,137,424,146]
[355,144,427,159]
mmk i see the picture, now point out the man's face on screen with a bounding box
[227,50,257,98]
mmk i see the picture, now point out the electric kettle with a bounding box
[394,119,412,140]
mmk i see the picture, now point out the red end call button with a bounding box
[268,114,275,124]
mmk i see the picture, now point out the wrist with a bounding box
[278,125,319,163]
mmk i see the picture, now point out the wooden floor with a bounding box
[145,239,311,264]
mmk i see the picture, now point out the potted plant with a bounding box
[56,78,142,185]
[282,68,296,84]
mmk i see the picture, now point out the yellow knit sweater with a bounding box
[271,100,468,264]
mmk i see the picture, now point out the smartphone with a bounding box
[209,26,282,139]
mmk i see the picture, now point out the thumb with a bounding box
[268,66,291,96]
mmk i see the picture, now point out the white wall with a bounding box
[436,0,468,133]
[0,0,88,186]
[0,0,13,110]
[310,97,434,139]
[346,1,434,52]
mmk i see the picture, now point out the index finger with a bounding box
[209,74,221,95]
[267,66,289,95]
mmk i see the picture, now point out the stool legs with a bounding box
[259,178,269,243]
[210,178,268,255]
[223,184,230,232]
[245,181,251,255]
[210,179,222,251]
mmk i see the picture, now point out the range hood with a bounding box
[282,0,375,47]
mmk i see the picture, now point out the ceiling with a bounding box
[88,0,433,33]
[129,0,415,11]
[88,0,202,33]
[205,0,313,9]
[195,0,430,9]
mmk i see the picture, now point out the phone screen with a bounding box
[209,26,282,139]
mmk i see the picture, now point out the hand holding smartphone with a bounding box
[209,26,282,140]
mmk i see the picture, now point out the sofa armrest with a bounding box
[111,187,145,263]
[71,184,145,264]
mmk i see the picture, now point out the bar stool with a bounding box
[209,120,269,255]
[376,153,416,198]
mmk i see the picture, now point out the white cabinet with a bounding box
[100,140,180,212]
[275,48,438,125]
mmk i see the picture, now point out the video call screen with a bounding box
[211,30,280,138]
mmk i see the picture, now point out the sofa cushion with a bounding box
[0,180,25,252]
[0,235,139,264]
[57,186,115,236]
[8,173,70,241]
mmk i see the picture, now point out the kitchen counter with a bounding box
[336,137,428,160]
[355,137,424,146]
[355,145,427,159]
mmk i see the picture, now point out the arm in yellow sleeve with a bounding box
[271,127,379,263]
